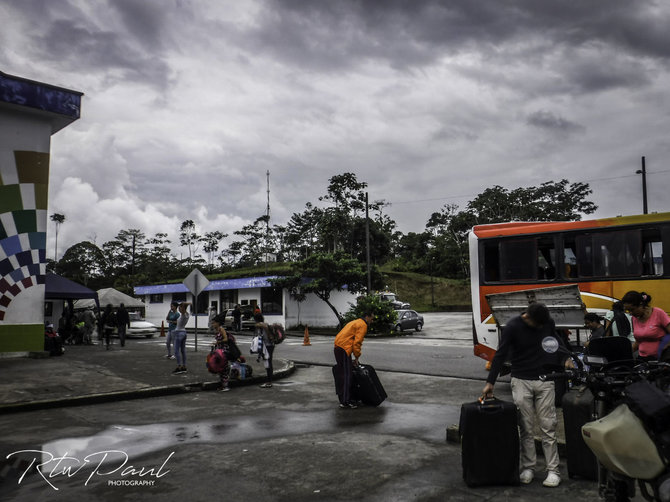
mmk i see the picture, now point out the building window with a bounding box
[149,294,164,304]
[261,287,283,315]
[172,292,187,303]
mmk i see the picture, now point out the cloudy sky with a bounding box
[2,0,670,259]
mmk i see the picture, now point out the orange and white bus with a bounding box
[469,212,670,361]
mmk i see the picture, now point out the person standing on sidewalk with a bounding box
[333,312,373,409]
[116,303,130,348]
[210,314,241,391]
[232,304,242,332]
[482,302,573,488]
[172,302,190,374]
[254,313,275,388]
[165,302,180,359]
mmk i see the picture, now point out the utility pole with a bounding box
[636,156,648,214]
[365,192,371,295]
[265,170,270,275]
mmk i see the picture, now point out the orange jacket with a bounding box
[334,318,368,358]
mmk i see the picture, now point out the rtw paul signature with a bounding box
[5,449,174,491]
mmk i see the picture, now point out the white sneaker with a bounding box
[519,469,534,484]
[543,472,561,487]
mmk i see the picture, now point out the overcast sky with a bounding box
[2,0,669,260]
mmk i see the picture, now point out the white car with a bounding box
[124,311,158,338]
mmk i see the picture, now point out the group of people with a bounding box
[165,303,276,390]
[482,289,670,489]
[584,290,670,362]
[100,303,131,349]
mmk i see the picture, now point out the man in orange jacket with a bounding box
[333,312,373,409]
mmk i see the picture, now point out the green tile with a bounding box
[0,185,22,213]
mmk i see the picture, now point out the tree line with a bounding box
[50,173,597,295]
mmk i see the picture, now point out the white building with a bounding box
[134,276,357,330]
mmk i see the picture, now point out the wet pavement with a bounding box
[0,331,611,501]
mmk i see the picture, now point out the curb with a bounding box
[0,360,295,415]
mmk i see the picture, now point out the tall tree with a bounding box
[50,213,65,265]
[201,231,227,272]
[179,220,201,263]
[58,241,106,288]
[269,251,384,327]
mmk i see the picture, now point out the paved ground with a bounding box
[0,333,612,501]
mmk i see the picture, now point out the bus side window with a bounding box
[642,228,663,276]
[538,238,556,280]
[563,241,578,278]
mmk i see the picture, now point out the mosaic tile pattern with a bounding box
[0,151,49,321]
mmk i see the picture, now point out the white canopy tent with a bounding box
[74,288,146,310]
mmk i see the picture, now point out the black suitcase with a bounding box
[352,364,387,406]
[562,386,598,480]
[460,398,520,487]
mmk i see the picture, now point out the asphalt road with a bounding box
[0,313,609,501]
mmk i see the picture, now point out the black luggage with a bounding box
[562,386,598,480]
[352,364,387,406]
[460,398,520,487]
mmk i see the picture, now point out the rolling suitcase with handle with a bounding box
[459,397,520,487]
[562,386,598,480]
[352,364,387,406]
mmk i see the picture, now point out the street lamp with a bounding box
[636,156,648,215]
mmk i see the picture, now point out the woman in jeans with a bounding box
[254,313,274,388]
[172,302,190,374]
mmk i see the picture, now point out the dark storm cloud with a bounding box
[3,0,172,88]
[526,110,584,134]
[250,0,670,90]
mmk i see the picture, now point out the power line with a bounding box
[387,170,670,206]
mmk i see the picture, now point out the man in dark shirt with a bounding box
[482,302,572,488]
[116,303,131,347]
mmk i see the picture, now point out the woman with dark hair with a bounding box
[604,301,633,342]
[254,312,274,388]
[621,291,670,361]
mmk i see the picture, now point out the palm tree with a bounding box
[50,213,66,263]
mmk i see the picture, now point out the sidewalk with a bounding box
[0,333,294,414]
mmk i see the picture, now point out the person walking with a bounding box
[100,304,115,350]
[333,312,373,409]
[172,302,190,374]
[116,303,130,347]
[232,305,242,332]
[622,291,670,362]
[254,313,275,388]
[165,302,180,359]
[210,314,233,391]
[482,302,573,488]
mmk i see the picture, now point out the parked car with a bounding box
[115,311,158,338]
[394,310,424,332]
[378,292,410,310]
[222,307,256,331]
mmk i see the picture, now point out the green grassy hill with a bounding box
[380,270,472,313]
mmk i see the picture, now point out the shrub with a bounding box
[344,295,398,334]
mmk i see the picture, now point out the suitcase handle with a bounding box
[477,396,505,413]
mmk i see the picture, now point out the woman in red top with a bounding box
[622,291,670,361]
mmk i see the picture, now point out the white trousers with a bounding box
[510,377,560,474]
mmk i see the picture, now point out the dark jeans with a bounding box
[334,346,353,405]
[118,325,127,347]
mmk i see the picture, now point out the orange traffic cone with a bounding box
[160,321,166,337]
[485,360,492,371]
[302,325,311,346]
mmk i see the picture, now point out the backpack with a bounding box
[206,349,227,374]
[269,323,285,344]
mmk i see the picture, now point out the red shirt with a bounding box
[632,307,670,358]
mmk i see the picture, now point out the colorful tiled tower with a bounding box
[0,71,82,353]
